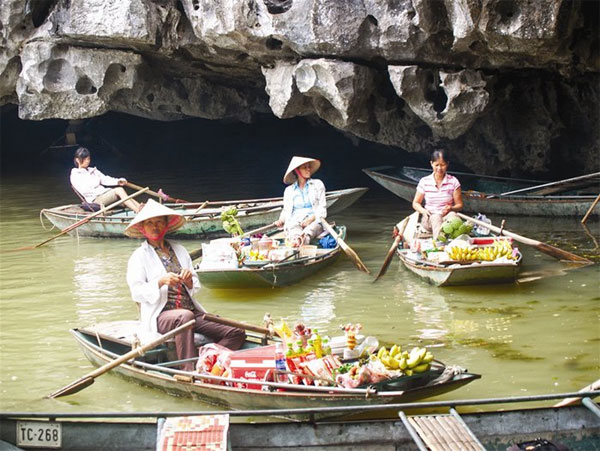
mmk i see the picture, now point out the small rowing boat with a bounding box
[68,320,479,417]
[363,166,599,217]
[195,226,346,289]
[40,187,368,239]
[396,213,523,287]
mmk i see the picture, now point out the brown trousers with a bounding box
[157,309,246,371]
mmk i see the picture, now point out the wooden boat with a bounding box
[363,166,600,217]
[40,187,368,239]
[2,396,598,450]
[195,226,346,289]
[65,320,479,416]
[396,213,523,287]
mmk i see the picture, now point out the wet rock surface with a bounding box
[1,0,598,174]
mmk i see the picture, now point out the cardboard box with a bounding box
[229,345,276,390]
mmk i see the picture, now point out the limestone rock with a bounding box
[17,42,143,120]
[0,0,597,174]
[388,66,490,139]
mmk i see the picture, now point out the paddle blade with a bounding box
[374,235,402,282]
[47,376,94,399]
[535,242,592,264]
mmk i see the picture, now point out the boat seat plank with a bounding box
[410,417,456,451]
[403,413,485,451]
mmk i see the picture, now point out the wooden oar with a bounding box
[15,187,149,251]
[188,201,209,220]
[202,313,272,336]
[581,193,600,224]
[242,222,279,237]
[321,218,370,274]
[456,212,592,264]
[487,172,600,198]
[47,319,195,398]
[373,216,410,282]
[553,379,600,407]
[126,182,190,203]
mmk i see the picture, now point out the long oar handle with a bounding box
[242,222,279,237]
[126,182,190,204]
[581,193,600,224]
[48,319,195,398]
[31,187,149,249]
[456,212,591,263]
[202,313,271,336]
[488,172,600,198]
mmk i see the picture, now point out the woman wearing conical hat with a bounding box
[275,156,327,247]
[125,199,245,371]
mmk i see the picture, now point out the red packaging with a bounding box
[229,345,277,390]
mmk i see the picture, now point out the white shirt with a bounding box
[279,179,327,229]
[126,240,203,342]
[70,167,120,203]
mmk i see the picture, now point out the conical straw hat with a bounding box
[283,156,321,184]
[124,198,186,238]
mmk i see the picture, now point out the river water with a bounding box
[0,137,599,415]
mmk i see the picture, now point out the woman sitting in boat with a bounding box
[125,199,246,371]
[70,147,143,212]
[275,156,327,247]
[402,149,463,239]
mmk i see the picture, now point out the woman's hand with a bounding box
[301,215,315,228]
[159,272,182,288]
[118,178,128,186]
[179,269,193,288]
[275,219,284,228]
[441,205,452,216]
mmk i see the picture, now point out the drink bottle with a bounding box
[274,343,288,383]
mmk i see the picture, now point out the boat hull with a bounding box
[197,252,341,288]
[2,404,598,449]
[71,328,479,416]
[196,226,346,289]
[363,167,598,217]
[397,250,521,287]
[41,188,368,239]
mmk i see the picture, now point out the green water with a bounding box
[0,171,598,414]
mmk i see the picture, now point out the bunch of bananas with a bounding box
[374,345,434,376]
[447,240,515,262]
[477,240,515,261]
[447,246,479,261]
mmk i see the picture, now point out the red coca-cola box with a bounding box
[229,344,276,390]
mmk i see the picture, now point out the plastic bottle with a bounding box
[274,343,288,383]
[322,337,332,356]
[312,330,323,358]
[305,339,314,355]
[286,342,295,358]
[294,340,305,357]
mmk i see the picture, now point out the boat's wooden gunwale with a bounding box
[363,167,598,217]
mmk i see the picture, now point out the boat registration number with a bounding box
[16,421,61,448]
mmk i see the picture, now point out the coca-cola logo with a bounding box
[245,371,257,378]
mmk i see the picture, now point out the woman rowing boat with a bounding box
[70,147,143,212]
[125,199,245,371]
[398,149,463,239]
[275,156,327,247]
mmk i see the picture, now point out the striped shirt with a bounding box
[416,173,461,214]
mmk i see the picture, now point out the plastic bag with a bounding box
[198,242,238,270]
[318,234,337,249]
[196,343,234,375]
[472,213,492,236]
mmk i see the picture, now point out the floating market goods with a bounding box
[221,207,244,236]
[447,240,516,261]
[437,217,474,242]
[374,345,434,375]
